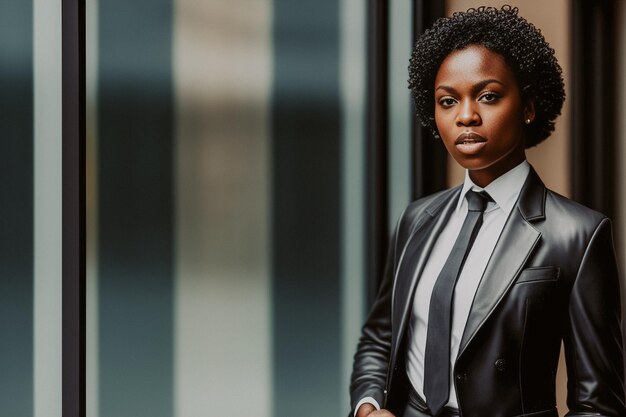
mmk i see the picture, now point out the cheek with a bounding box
[486,108,524,139]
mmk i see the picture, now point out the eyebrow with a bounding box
[435,79,505,95]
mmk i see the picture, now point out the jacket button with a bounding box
[455,373,467,381]
[495,358,506,372]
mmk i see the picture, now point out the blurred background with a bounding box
[2,1,626,417]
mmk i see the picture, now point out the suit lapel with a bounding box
[391,187,460,361]
[457,168,546,359]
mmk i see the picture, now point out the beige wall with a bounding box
[445,1,571,200]
[444,2,570,415]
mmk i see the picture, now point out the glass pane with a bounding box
[33,0,62,414]
[0,0,34,411]
[87,0,367,416]
[0,0,62,416]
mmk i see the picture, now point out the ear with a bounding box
[523,98,535,124]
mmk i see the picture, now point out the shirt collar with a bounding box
[457,160,530,216]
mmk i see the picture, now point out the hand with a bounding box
[355,403,396,417]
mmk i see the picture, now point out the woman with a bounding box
[350,6,625,417]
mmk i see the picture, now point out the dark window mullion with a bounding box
[366,0,389,306]
[411,0,447,200]
[571,0,616,218]
[62,0,86,416]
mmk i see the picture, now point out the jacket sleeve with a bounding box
[349,211,405,415]
[564,218,626,416]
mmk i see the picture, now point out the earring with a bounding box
[525,118,531,125]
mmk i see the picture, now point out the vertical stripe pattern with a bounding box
[411,0,447,198]
[98,1,174,416]
[34,0,63,415]
[172,1,272,416]
[91,1,372,416]
[340,0,367,412]
[616,2,626,292]
[0,1,33,415]
[388,0,413,224]
[86,0,100,415]
[272,0,342,416]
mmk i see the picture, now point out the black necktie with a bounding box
[423,190,492,416]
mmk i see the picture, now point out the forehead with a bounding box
[434,45,516,88]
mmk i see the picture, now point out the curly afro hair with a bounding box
[408,5,565,148]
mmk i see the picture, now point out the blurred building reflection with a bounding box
[85,2,625,417]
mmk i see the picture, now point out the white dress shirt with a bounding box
[355,160,530,415]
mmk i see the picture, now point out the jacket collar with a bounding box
[390,165,548,367]
[516,166,547,222]
[390,186,461,371]
[456,165,547,359]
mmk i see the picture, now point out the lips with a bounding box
[455,132,487,155]
[456,132,486,145]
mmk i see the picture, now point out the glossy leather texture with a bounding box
[350,167,625,417]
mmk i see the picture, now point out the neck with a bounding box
[468,155,527,188]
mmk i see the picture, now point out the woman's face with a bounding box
[434,44,534,187]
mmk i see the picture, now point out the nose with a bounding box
[456,101,481,126]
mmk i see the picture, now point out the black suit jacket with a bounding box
[350,167,625,417]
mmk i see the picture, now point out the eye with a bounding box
[438,97,457,107]
[479,92,500,103]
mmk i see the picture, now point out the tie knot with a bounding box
[466,190,492,212]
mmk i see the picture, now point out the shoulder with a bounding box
[518,167,610,238]
[401,186,460,222]
[543,188,609,231]
[538,188,613,256]
[392,186,461,243]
